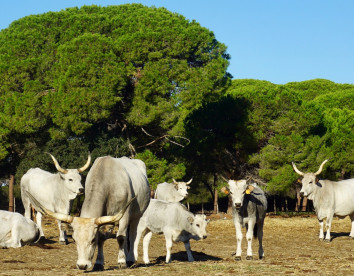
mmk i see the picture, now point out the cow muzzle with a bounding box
[300,191,306,197]
[76,262,92,271]
[77,188,84,195]
[235,203,242,209]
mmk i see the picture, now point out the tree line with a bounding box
[0,4,353,212]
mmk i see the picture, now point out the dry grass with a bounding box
[1,214,353,275]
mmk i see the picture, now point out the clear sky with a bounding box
[1,0,353,85]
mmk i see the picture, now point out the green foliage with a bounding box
[135,149,186,190]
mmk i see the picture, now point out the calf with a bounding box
[0,210,40,248]
[222,180,267,260]
[154,178,192,202]
[134,199,209,264]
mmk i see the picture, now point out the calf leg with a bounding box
[324,214,333,242]
[142,230,153,264]
[184,241,195,262]
[318,219,324,241]
[234,221,243,260]
[245,221,254,260]
[350,214,354,238]
[164,232,173,263]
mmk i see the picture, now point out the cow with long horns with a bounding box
[292,159,354,241]
[20,153,91,244]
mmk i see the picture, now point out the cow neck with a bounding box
[80,187,106,218]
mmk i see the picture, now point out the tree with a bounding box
[0,4,231,209]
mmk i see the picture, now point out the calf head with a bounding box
[223,180,254,209]
[25,192,135,270]
[173,178,192,198]
[188,214,210,240]
[48,153,91,197]
[292,159,328,197]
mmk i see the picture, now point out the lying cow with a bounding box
[154,178,192,202]
[134,199,209,264]
[0,210,40,248]
[222,180,267,260]
[292,159,354,241]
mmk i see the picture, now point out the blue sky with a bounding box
[1,0,353,85]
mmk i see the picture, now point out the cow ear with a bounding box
[221,186,230,195]
[246,185,254,194]
[187,216,194,224]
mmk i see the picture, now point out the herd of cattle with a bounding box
[0,154,353,271]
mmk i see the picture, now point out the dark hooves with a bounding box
[93,264,104,271]
[246,256,253,260]
[235,256,241,261]
[126,261,136,268]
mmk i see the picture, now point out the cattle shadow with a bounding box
[133,251,221,268]
[329,232,351,241]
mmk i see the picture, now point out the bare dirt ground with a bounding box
[1,214,353,275]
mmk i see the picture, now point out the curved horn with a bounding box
[172,178,178,184]
[314,159,328,176]
[25,191,73,223]
[95,196,136,226]
[78,153,91,173]
[186,178,193,185]
[292,162,304,176]
[46,153,68,174]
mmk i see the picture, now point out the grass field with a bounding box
[1,214,353,275]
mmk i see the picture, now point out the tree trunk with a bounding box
[213,189,218,214]
[8,174,14,212]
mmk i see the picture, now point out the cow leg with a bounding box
[116,221,128,268]
[184,241,195,262]
[257,220,265,259]
[234,221,243,260]
[164,232,173,263]
[93,231,105,271]
[57,219,68,244]
[126,219,139,265]
[245,221,254,260]
[318,219,324,241]
[36,212,45,239]
[350,215,354,238]
[325,215,333,242]
[142,230,152,264]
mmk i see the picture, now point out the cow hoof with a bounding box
[117,262,127,269]
[259,256,265,260]
[126,261,135,268]
[235,256,241,261]
[246,256,253,260]
[318,238,323,241]
[59,240,67,245]
[324,239,331,243]
[92,264,104,271]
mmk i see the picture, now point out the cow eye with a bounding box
[196,224,200,227]
[309,181,313,184]
[69,179,73,182]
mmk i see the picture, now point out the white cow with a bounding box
[154,178,192,202]
[292,159,354,241]
[0,210,40,248]
[222,180,267,260]
[25,156,150,271]
[20,153,91,244]
[134,199,209,264]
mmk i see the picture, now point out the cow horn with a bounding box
[314,159,328,176]
[95,196,136,226]
[186,178,193,185]
[172,178,178,184]
[25,191,73,223]
[78,153,91,173]
[47,153,68,174]
[292,162,304,176]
